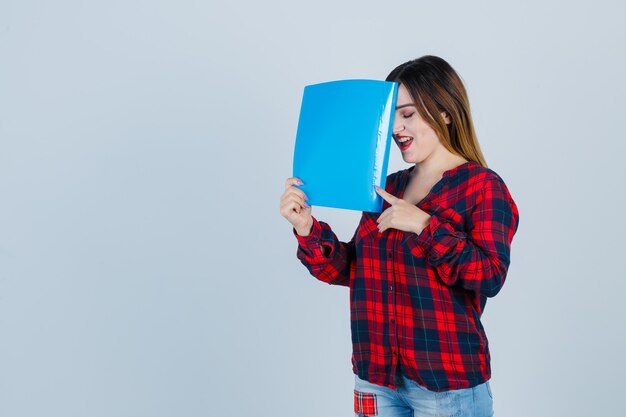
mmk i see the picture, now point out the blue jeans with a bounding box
[354,370,494,417]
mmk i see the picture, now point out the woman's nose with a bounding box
[392,121,405,135]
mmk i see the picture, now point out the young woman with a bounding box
[280,55,519,417]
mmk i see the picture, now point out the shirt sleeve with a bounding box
[293,216,359,287]
[404,176,520,297]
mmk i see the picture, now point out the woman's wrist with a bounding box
[413,214,431,235]
[295,218,314,237]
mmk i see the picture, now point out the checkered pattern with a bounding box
[354,390,378,416]
[294,162,519,391]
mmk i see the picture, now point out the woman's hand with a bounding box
[375,186,431,235]
[280,177,313,236]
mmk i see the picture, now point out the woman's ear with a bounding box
[441,111,451,124]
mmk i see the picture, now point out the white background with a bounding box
[1,0,625,416]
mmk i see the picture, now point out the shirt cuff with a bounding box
[293,217,329,262]
[405,215,466,264]
[293,217,321,242]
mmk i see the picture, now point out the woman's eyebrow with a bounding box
[395,104,415,110]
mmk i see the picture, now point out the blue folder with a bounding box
[292,79,398,212]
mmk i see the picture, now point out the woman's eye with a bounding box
[403,112,414,119]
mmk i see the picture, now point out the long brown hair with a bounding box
[386,55,487,167]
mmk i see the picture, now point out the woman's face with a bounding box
[392,83,450,165]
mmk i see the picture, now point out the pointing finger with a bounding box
[375,186,399,205]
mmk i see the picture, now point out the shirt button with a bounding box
[387,251,393,258]
[389,285,393,291]
[390,318,395,324]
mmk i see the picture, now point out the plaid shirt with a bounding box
[293,161,519,391]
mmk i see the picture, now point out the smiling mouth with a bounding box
[395,136,414,151]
